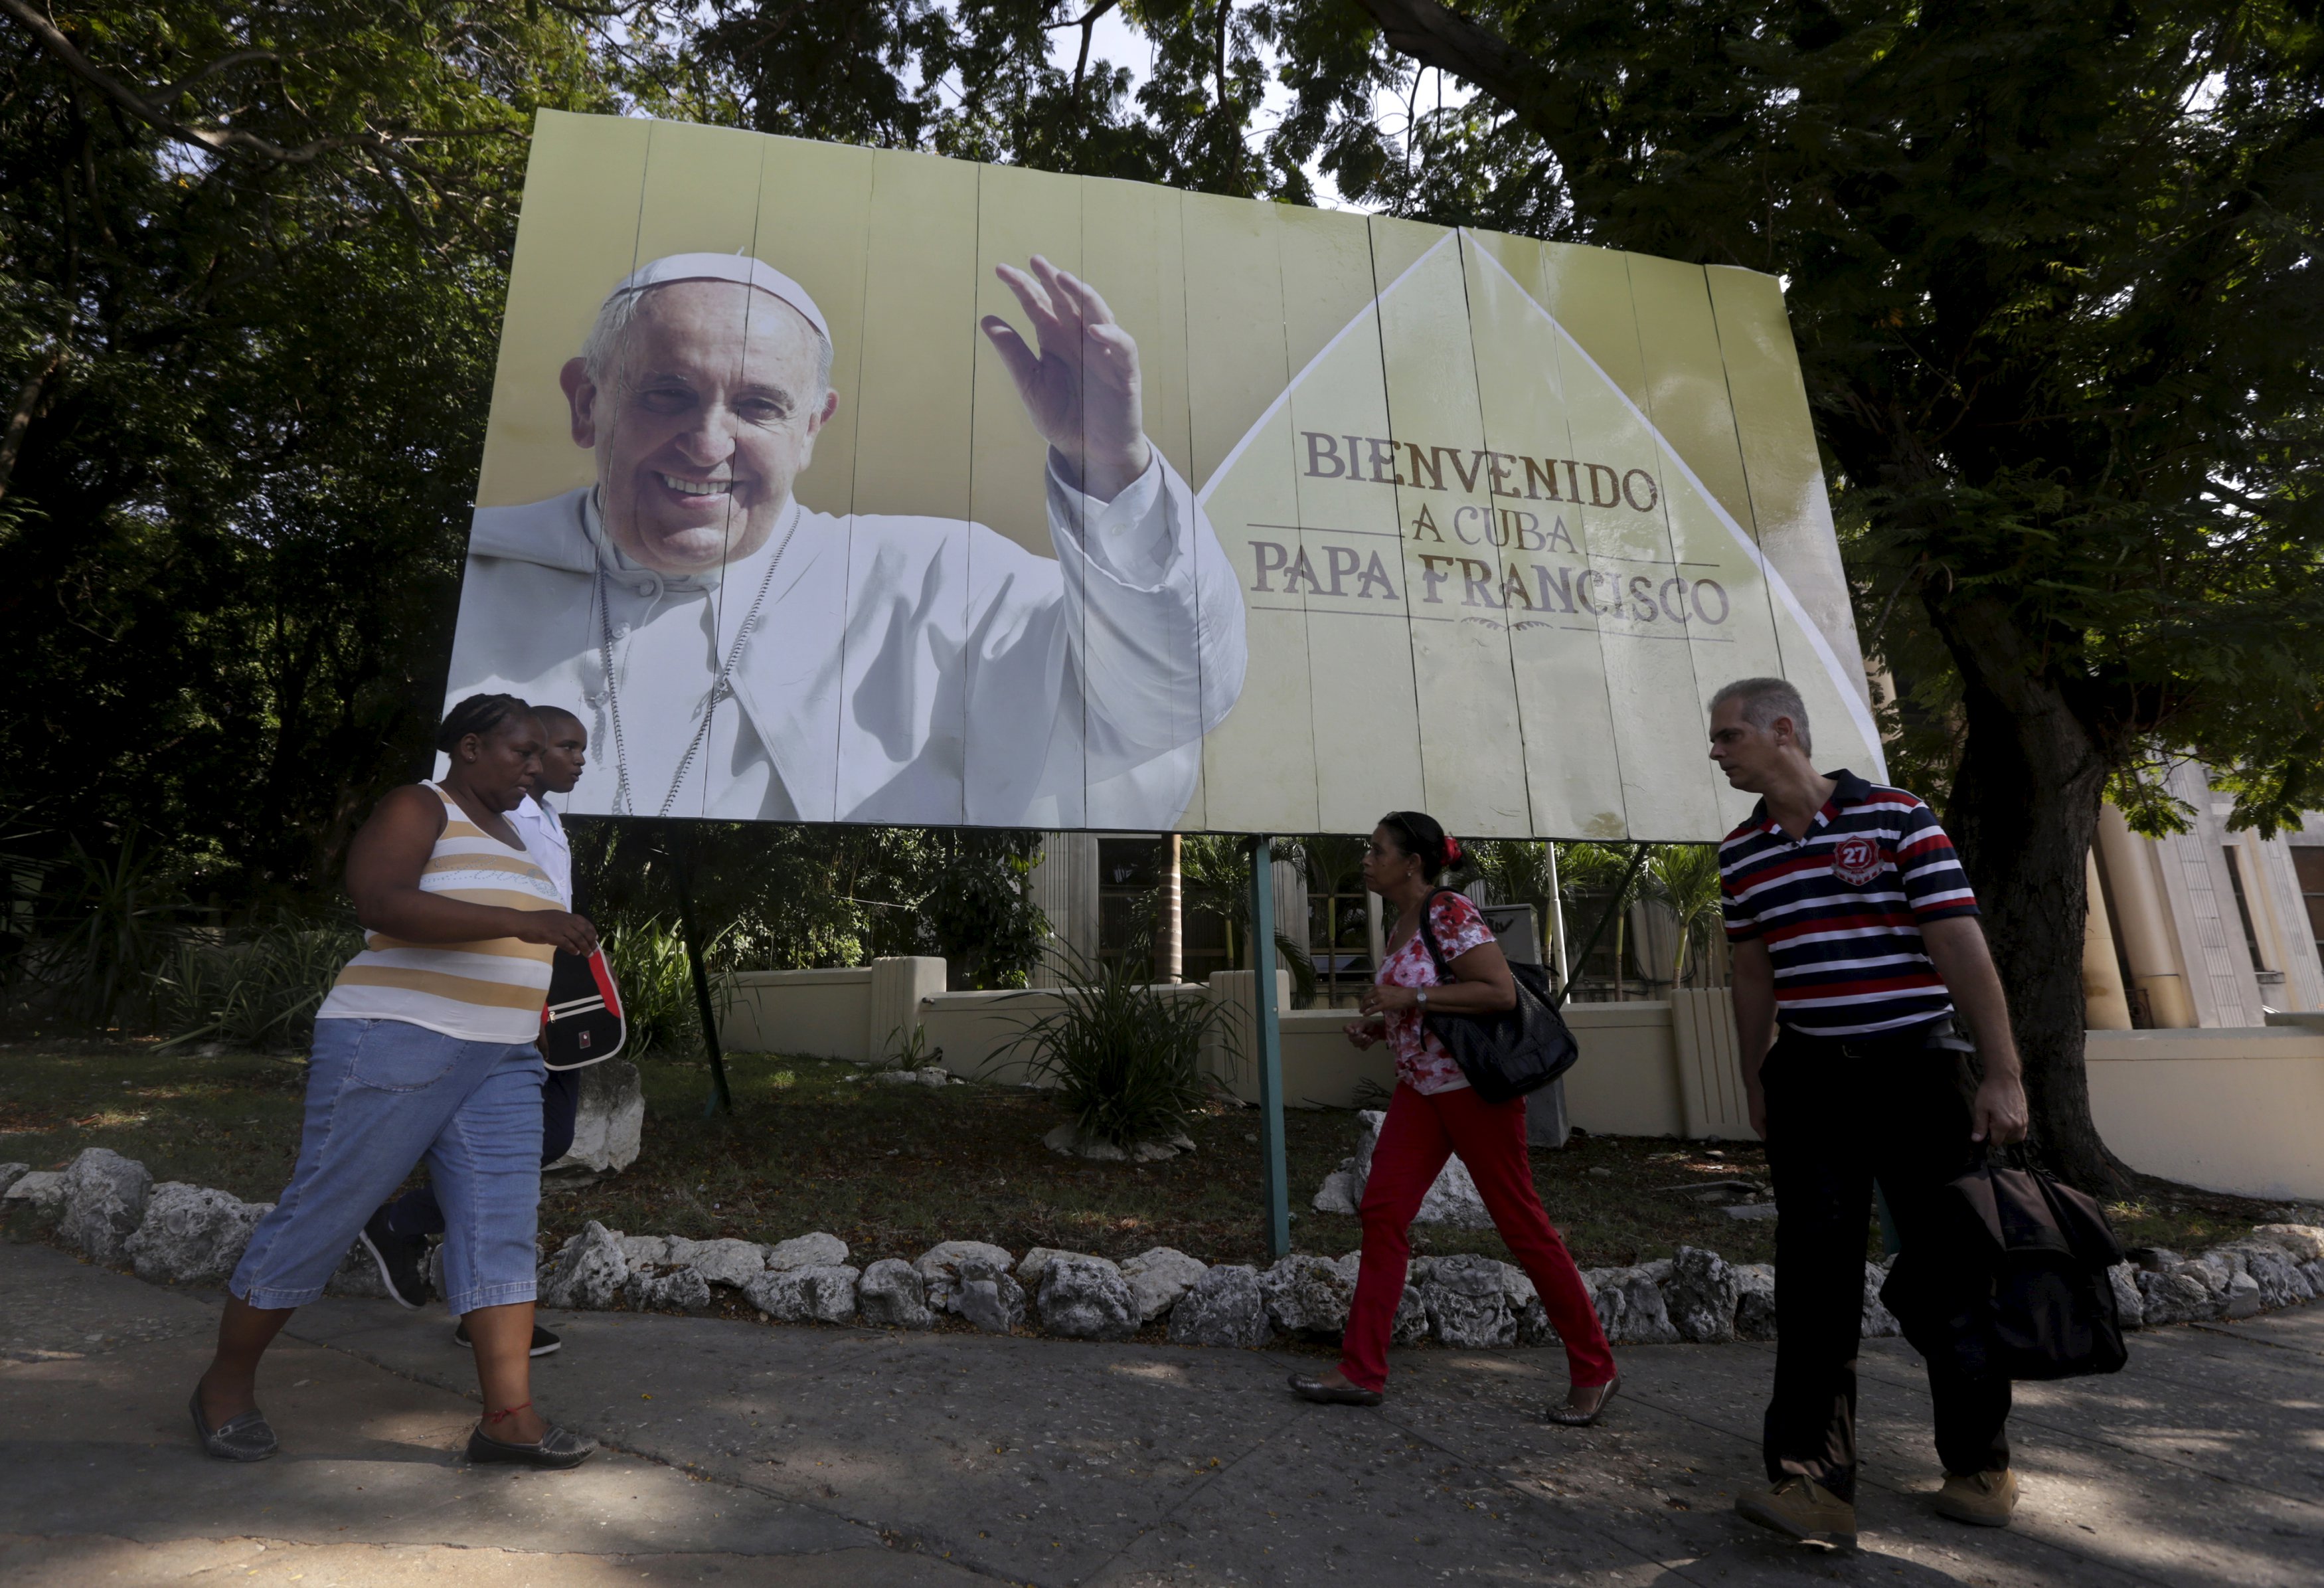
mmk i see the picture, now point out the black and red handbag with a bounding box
[1415,888,1580,1103]
[541,946,626,1071]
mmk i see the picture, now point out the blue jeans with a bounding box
[382,1065,580,1239]
[232,1017,544,1316]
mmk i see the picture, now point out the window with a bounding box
[1096,838,1161,978]
[2224,845,2269,972]
[2293,848,2324,968]
[1307,888,1374,1008]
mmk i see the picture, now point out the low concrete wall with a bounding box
[724,960,2324,1190]
[1562,1002,1689,1139]
[2088,1027,2324,1201]
[722,958,1726,1136]
[724,967,873,1061]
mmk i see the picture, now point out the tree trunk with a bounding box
[1930,593,2134,1194]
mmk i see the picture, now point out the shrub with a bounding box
[601,916,703,1057]
[999,950,1222,1151]
[153,911,363,1052]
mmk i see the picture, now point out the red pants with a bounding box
[1339,1083,1616,1392]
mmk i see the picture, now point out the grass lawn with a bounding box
[0,1038,2292,1275]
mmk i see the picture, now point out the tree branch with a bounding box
[0,341,68,504]
[1347,0,1565,134]
[1,0,336,162]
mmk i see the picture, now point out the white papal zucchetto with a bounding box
[608,252,830,344]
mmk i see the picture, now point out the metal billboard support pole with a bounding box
[1248,836,1291,1259]
[671,830,734,1118]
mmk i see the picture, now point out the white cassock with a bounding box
[444,450,1246,828]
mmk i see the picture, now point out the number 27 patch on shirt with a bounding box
[1831,834,1883,885]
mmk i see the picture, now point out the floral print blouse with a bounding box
[1377,891,1493,1095]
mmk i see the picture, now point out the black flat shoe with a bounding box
[467,1422,596,1469]
[1544,1372,1621,1427]
[190,1387,278,1461]
[1288,1371,1385,1407]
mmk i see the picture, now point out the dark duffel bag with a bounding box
[1413,887,1580,1104]
[1884,1153,2129,1382]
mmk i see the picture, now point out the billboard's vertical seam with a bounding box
[1461,236,1886,778]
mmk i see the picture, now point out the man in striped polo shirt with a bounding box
[1709,677,2030,1545]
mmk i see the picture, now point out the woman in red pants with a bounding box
[1289,811,1619,1425]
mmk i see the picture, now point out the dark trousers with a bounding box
[382,1063,580,1239]
[1762,1024,2011,1502]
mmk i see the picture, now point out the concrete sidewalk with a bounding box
[3,1238,2319,1586]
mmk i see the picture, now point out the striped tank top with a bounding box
[315,783,564,1043]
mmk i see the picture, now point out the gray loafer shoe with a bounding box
[467,1422,596,1469]
[190,1388,278,1461]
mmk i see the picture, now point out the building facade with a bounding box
[2089,761,2324,1027]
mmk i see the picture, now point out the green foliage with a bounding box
[922,830,1048,990]
[1266,1,2324,826]
[1177,834,1315,1000]
[571,820,1048,991]
[999,948,1222,1150]
[153,911,364,1052]
[600,916,704,1059]
[2,830,187,1028]
[0,3,611,904]
[1642,844,1723,985]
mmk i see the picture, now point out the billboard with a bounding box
[447,110,1883,840]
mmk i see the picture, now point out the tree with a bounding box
[1254,1,2324,1191]
[0,2,610,903]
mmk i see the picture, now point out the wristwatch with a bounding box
[1415,989,1429,1010]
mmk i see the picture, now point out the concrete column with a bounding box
[2096,806,2198,1028]
[1202,968,1294,1103]
[1272,857,1307,966]
[2082,849,2133,1031]
[867,956,948,1063]
[1366,891,1386,969]
[1027,832,1098,988]
[1028,832,1073,988]
[1157,834,1183,982]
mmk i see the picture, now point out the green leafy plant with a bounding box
[1177,834,1316,1001]
[1643,845,1725,986]
[997,949,1224,1152]
[1558,842,1651,999]
[4,829,187,1029]
[153,911,363,1053]
[877,1021,937,1073]
[602,917,701,1059]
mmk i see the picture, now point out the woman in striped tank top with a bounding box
[193,695,601,1468]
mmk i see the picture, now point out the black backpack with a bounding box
[1883,1154,2129,1381]
[1413,888,1580,1103]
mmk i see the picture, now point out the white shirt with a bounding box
[508,795,573,909]
[442,448,1246,828]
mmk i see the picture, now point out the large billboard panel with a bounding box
[446,111,1883,840]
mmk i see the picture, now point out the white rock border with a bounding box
[15,1147,2323,1348]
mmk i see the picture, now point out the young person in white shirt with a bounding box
[357,708,591,1356]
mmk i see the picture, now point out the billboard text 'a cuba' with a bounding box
[446,110,1882,841]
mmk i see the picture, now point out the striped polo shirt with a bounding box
[1718,769,1981,1037]
[315,783,562,1043]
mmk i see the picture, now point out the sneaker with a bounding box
[1736,1476,1857,1546]
[452,1318,562,1357]
[359,1209,433,1310]
[1934,1468,2019,1527]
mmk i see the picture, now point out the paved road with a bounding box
[3,1237,2319,1586]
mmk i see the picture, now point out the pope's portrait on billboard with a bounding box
[444,250,1248,828]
